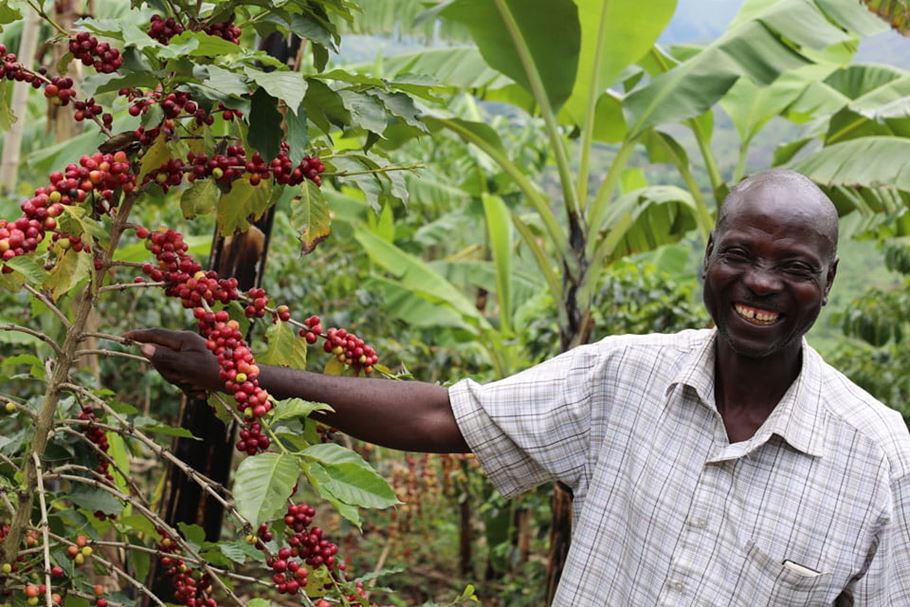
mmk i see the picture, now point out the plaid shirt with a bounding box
[449,329,910,606]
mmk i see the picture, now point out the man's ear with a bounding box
[702,234,715,280]
[823,257,839,306]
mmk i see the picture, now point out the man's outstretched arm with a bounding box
[123,328,470,453]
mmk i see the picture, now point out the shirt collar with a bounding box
[668,329,827,458]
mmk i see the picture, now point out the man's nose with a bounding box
[743,264,783,295]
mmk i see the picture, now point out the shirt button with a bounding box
[688,517,708,529]
[672,581,685,592]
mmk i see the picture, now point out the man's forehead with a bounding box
[716,171,839,250]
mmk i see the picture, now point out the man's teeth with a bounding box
[734,303,779,324]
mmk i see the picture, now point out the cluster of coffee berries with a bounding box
[157,534,217,607]
[270,144,326,187]
[203,21,242,44]
[22,583,63,606]
[0,46,44,88]
[299,315,322,344]
[76,405,114,483]
[73,97,111,127]
[323,327,379,374]
[65,535,93,566]
[68,32,123,73]
[145,158,187,193]
[147,15,185,44]
[43,75,77,106]
[0,151,133,272]
[244,287,268,318]
[258,503,345,596]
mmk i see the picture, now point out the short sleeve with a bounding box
[448,343,606,499]
[842,473,910,604]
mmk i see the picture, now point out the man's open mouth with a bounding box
[733,302,780,326]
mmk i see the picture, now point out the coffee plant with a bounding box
[0,1,473,606]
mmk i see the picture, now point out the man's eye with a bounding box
[783,264,815,277]
[722,250,749,261]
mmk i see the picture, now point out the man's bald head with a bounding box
[715,169,839,262]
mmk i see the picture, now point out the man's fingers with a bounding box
[123,328,187,350]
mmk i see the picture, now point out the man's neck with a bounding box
[713,340,803,443]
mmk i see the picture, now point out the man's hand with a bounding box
[123,329,222,399]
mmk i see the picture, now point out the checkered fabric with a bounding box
[449,329,910,606]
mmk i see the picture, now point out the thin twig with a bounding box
[98,281,167,293]
[0,450,20,471]
[0,398,37,420]
[47,531,168,607]
[23,284,70,328]
[59,384,249,528]
[0,323,62,355]
[75,349,149,363]
[45,474,245,606]
[31,454,53,607]
[79,332,133,344]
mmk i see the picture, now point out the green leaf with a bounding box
[234,452,299,526]
[180,179,220,219]
[134,417,198,439]
[248,88,283,162]
[338,89,388,136]
[165,31,240,57]
[563,0,675,126]
[0,81,15,130]
[597,185,698,262]
[370,90,428,133]
[792,137,910,192]
[0,1,21,27]
[271,398,333,424]
[138,132,170,181]
[285,102,309,166]
[290,180,330,254]
[69,486,122,515]
[353,227,490,327]
[177,523,206,552]
[440,0,581,112]
[258,321,307,370]
[4,255,48,285]
[624,0,853,137]
[46,249,93,300]
[245,67,308,114]
[217,177,273,235]
[218,540,265,565]
[482,194,513,333]
[303,79,350,135]
[303,444,398,510]
[200,65,249,99]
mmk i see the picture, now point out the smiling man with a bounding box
[128,169,910,605]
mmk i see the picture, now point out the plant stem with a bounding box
[491,0,580,226]
[687,116,723,201]
[23,284,70,328]
[576,1,611,208]
[74,349,150,363]
[586,137,636,255]
[31,454,53,607]
[1,192,137,571]
[0,324,61,355]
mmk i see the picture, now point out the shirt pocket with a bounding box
[742,539,836,606]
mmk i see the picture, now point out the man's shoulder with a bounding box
[812,349,910,478]
[590,328,712,355]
